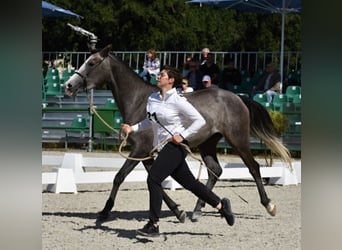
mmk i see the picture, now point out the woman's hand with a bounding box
[121,124,133,135]
[172,134,184,145]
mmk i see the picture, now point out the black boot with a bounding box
[136,220,160,237]
[219,198,235,226]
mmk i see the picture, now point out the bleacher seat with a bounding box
[253,93,267,104]
[292,94,301,112]
[65,116,89,148]
[104,98,118,109]
[60,69,75,84]
[150,75,158,85]
[262,102,274,111]
[113,111,123,129]
[45,68,59,78]
[272,94,288,112]
[45,82,63,96]
[286,85,301,102]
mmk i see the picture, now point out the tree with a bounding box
[42,0,301,52]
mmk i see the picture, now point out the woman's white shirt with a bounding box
[131,88,205,151]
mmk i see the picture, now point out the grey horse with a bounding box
[65,45,292,223]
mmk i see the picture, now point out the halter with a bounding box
[74,55,105,92]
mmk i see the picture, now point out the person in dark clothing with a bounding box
[253,62,281,102]
[199,52,220,86]
[221,60,242,90]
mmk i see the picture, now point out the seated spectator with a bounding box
[202,75,218,89]
[139,49,160,82]
[199,52,220,86]
[181,78,194,93]
[221,60,242,90]
[253,62,281,102]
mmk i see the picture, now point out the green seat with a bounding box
[93,108,117,150]
[272,94,288,112]
[45,82,62,96]
[150,75,158,85]
[66,116,88,131]
[262,102,274,110]
[113,111,123,129]
[60,69,75,84]
[65,116,89,148]
[45,68,59,78]
[253,93,267,104]
[285,85,301,102]
[104,98,118,109]
[45,75,60,85]
[292,94,301,112]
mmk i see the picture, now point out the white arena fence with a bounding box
[42,153,301,194]
[42,50,301,75]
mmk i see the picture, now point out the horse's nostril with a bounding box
[66,83,72,89]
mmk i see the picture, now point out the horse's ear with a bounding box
[100,44,112,58]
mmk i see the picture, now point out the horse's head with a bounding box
[65,44,112,96]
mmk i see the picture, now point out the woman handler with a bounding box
[121,66,234,237]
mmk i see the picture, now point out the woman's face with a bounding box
[146,52,153,58]
[157,70,173,89]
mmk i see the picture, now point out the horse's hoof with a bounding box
[191,211,202,222]
[177,210,186,223]
[97,211,110,221]
[266,203,276,216]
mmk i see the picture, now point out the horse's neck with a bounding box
[108,57,157,124]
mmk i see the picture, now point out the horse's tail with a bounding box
[239,95,292,170]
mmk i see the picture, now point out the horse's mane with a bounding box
[108,53,159,90]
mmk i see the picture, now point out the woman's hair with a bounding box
[147,49,157,59]
[163,65,182,88]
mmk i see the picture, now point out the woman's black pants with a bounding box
[147,142,221,223]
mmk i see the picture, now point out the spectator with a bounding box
[200,47,210,65]
[253,62,281,102]
[220,60,242,90]
[186,60,202,91]
[182,55,193,77]
[202,75,218,89]
[199,52,220,86]
[181,78,194,93]
[139,49,161,83]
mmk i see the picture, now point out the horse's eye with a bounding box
[88,61,95,67]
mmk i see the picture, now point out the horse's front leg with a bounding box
[98,158,186,223]
[98,159,140,220]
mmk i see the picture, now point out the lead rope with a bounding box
[86,94,213,180]
[87,94,248,203]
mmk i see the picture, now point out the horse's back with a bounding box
[186,88,248,118]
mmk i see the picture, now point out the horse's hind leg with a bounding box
[191,134,223,222]
[234,144,276,216]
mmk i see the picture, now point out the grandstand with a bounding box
[42,66,301,155]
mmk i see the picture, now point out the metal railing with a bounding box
[43,50,301,76]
